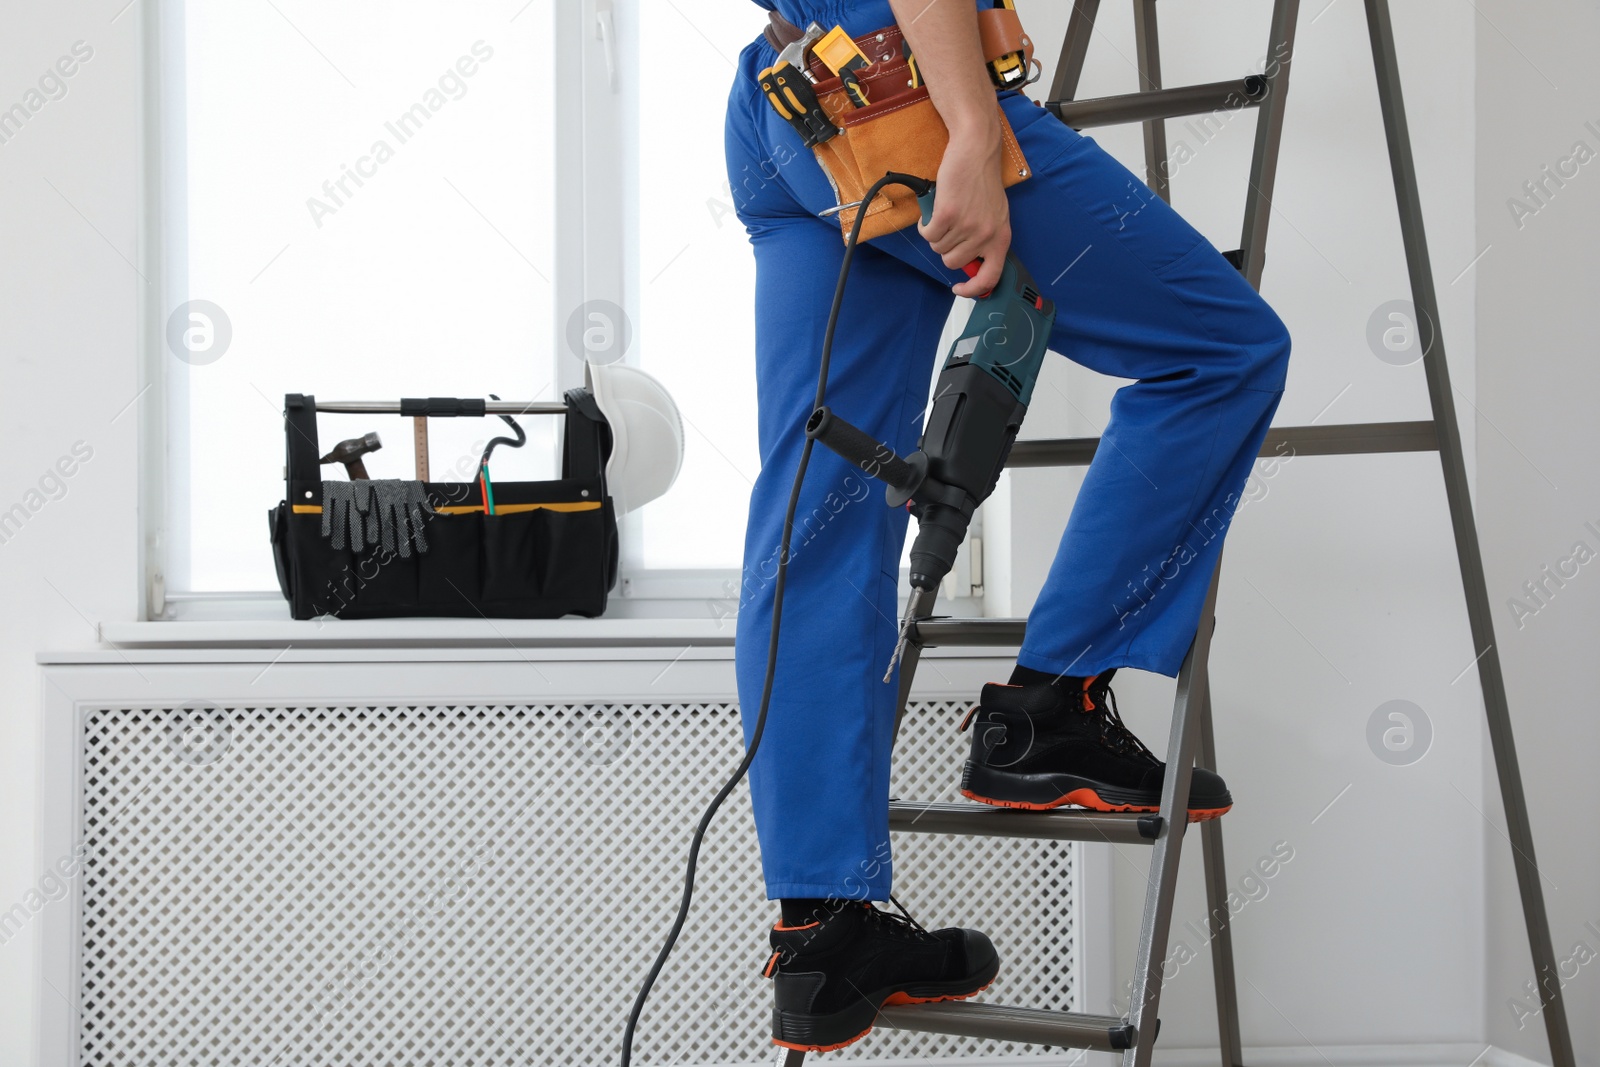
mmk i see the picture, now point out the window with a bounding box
[626,1,760,574]
[160,0,562,603]
[155,1,957,618]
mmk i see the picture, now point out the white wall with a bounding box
[0,1,145,1057]
[1475,2,1600,1064]
[1003,0,1490,1056]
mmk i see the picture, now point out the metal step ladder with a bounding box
[784,1,1577,1065]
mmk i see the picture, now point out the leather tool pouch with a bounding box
[977,6,1036,81]
[800,23,1033,242]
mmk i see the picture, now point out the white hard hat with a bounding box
[587,362,684,517]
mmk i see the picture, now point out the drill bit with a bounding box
[883,586,940,683]
[883,611,916,683]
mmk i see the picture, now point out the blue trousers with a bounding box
[726,1,1291,900]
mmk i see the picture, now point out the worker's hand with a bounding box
[920,123,1011,297]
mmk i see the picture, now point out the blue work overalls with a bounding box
[730,0,1291,899]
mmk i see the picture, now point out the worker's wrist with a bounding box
[944,103,1001,153]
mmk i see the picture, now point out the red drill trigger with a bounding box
[916,187,994,295]
[962,258,996,298]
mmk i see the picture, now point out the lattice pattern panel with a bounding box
[77,699,1075,1066]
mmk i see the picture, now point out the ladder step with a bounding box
[1008,420,1437,469]
[1048,76,1266,129]
[908,617,1022,647]
[889,800,1161,844]
[878,1001,1144,1051]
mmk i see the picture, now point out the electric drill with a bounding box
[807,184,1057,596]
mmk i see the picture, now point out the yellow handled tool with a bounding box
[814,24,872,107]
[759,61,840,146]
[902,39,921,89]
[985,0,1029,89]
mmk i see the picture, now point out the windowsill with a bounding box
[64,617,1006,669]
[96,616,740,651]
[109,571,984,653]
[121,579,985,651]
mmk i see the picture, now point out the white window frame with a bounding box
[138,0,983,624]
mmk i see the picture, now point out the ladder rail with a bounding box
[1362,2,1576,1064]
[1239,0,1303,286]
[1050,0,1103,104]
[1198,686,1246,1067]
[1132,0,1171,202]
[1124,567,1221,1066]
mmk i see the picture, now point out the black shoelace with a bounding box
[1086,680,1159,763]
[863,895,934,941]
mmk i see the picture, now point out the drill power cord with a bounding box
[620,171,933,1067]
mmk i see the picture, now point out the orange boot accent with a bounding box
[772,975,998,1052]
[961,785,1232,822]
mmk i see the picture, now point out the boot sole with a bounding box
[962,760,1232,823]
[771,957,1001,1052]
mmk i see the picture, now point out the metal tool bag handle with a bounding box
[283,392,614,496]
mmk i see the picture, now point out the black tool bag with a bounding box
[268,391,618,620]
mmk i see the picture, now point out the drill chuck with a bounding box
[907,503,969,591]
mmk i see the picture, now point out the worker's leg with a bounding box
[765,90,1291,679]
[993,95,1293,677]
[730,39,1001,1054]
[726,50,954,900]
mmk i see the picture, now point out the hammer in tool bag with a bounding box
[321,432,382,480]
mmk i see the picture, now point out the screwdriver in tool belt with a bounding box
[760,63,839,147]
[759,22,841,146]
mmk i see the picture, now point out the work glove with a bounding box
[372,478,434,557]
[321,479,434,556]
[321,480,372,551]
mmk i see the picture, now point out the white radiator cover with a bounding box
[38,651,1099,1067]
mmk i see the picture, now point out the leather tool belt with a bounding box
[763,10,1035,242]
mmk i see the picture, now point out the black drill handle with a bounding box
[806,407,920,494]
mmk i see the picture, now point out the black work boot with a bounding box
[764,899,999,1052]
[959,670,1233,821]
